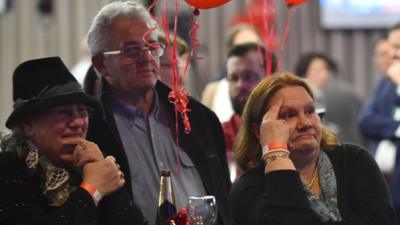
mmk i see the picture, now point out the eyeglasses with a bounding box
[102,43,166,63]
[48,104,93,121]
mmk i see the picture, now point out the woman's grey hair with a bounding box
[87,1,157,55]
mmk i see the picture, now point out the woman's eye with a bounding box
[77,107,89,116]
[279,112,292,120]
[56,109,71,117]
[306,107,315,115]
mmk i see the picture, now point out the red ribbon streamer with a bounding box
[168,88,192,134]
[143,0,160,48]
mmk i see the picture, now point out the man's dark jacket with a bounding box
[87,80,232,225]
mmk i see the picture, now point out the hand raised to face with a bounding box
[59,138,124,198]
[259,99,290,147]
[59,138,104,168]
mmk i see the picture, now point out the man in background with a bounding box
[201,24,261,123]
[223,43,276,180]
[359,23,400,216]
[374,36,393,76]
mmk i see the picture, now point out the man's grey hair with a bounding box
[87,1,157,55]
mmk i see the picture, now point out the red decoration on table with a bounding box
[172,208,190,225]
[184,0,230,9]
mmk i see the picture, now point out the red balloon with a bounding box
[284,0,308,6]
[184,0,230,9]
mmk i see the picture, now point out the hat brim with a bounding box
[6,92,99,129]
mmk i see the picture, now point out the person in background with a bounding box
[71,36,92,85]
[230,73,395,225]
[359,23,400,220]
[374,36,393,76]
[157,32,189,88]
[358,36,393,183]
[223,43,276,181]
[201,23,261,123]
[295,53,362,145]
[86,2,232,225]
[83,65,102,97]
[0,57,145,225]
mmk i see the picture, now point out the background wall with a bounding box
[0,0,388,132]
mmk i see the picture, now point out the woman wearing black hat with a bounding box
[0,57,145,225]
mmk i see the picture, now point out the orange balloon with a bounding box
[284,0,308,6]
[184,0,230,9]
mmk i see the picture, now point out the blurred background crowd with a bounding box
[0,0,394,134]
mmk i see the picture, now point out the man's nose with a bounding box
[235,77,248,89]
[137,48,152,62]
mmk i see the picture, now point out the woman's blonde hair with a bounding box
[234,72,338,171]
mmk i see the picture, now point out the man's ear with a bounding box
[251,123,260,139]
[91,55,108,79]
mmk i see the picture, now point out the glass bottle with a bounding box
[156,170,177,225]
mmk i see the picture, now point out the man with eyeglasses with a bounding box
[86,2,232,225]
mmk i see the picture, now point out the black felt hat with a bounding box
[6,57,99,128]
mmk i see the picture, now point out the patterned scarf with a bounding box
[1,134,78,207]
[303,150,342,222]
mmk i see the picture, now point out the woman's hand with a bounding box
[82,156,125,197]
[60,138,104,168]
[259,100,290,147]
[60,139,124,198]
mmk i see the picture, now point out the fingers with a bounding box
[107,157,125,188]
[264,99,283,120]
[73,140,104,168]
[81,156,125,196]
[118,168,125,188]
[61,137,86,146]
[119,170,125,179]
[119,175,126,187]
[107,156,125,182]
[259,99,289,146]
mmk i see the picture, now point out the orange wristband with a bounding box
[268,142,287,150]
[262,142,288,155]
[80,182,102,205]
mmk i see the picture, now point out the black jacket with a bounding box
[0,151,145,225]
[230,144,396,225]
[87,81,232,225]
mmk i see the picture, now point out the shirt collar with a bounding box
[111,91,160,120]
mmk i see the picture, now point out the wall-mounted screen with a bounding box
[320,0,400,29]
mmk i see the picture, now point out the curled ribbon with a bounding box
[143,0,159,48]
[168,88,192,134]
[182,12,202,77]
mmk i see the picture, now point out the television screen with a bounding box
[320,0,400,29]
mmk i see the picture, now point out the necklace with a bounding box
[307,166,318,189]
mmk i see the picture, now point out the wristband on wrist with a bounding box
[262,142,288,155]
[262,148,290,158]
[263,153,290,165]
[80,182,102,205]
